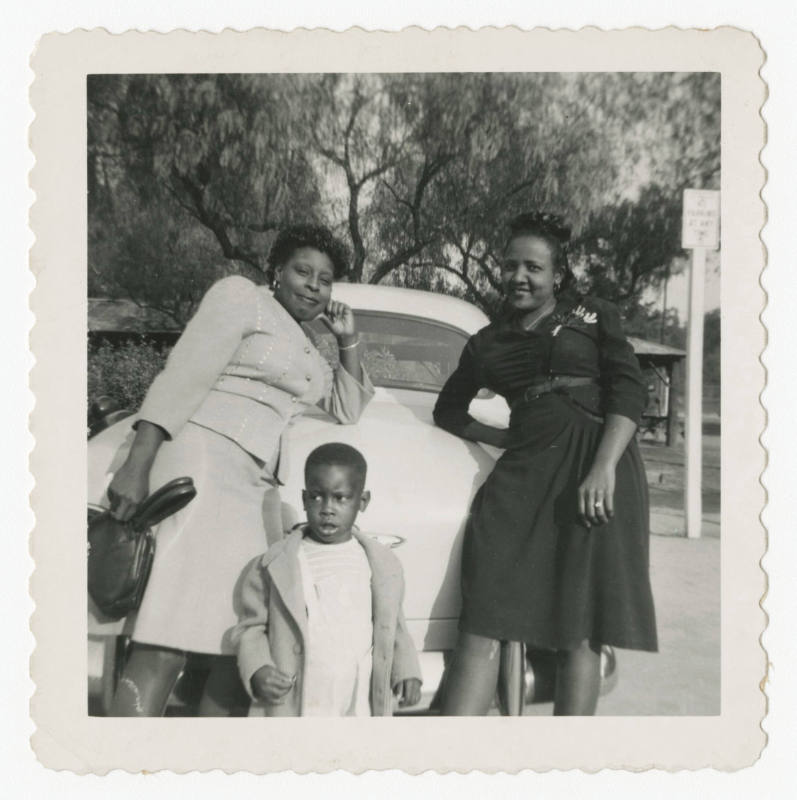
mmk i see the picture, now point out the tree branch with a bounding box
[431,263,491,309]
[355,160,396,190]
[369,239,435,284]
[168,172,263,272]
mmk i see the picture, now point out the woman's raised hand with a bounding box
[320,299,357,341]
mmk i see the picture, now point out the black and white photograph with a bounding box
[85,70,721,719]
[28,26,766,773]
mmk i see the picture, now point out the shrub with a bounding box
[88,339,170,412]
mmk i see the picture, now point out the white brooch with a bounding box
[550,305,597,337]
[572,305,598,324]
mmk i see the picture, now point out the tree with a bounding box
[305,74,458,284]
[572,183,685,315]
[407,73,629,313]
[89,185,227,326]
[565,73,720,318]
[88,72,721,323]
[89,74,324,285]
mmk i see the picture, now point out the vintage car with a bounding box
[88,284,617,715]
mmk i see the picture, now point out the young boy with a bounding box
[232,443,422,716]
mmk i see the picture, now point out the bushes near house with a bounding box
[88,339,169,412]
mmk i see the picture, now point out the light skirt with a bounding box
[122,422,281,655]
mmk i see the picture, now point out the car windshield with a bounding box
[307,311,470,392]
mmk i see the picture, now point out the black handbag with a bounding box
[88,477,197,621]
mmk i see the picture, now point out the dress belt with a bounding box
[513,376,599,407]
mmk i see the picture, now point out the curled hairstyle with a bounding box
[505,212,576,294]
[267,224,350,285]
[304,442,368,492]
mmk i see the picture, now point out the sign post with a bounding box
[681,189,720,538]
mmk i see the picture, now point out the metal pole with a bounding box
[685,247,706,538]
[498,641,526,715]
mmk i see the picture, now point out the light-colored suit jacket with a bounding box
[137,276,374,473]
[232,530,422,716]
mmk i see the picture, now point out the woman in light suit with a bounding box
[105,225,374,716]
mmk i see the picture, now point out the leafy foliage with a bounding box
[88,340,168,411]
[89,72,720,322]
[572,183,686,315]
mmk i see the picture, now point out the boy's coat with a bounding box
[233,529,421,716]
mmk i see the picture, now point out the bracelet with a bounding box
[338,337,361,351]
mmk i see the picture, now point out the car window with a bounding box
[307,311,470,392]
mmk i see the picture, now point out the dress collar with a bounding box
[496,291,582,338]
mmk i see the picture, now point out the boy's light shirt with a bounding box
[297,536,374,717]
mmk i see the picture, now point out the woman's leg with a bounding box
[198,656,250,717]
[441,631,502,715]
[109,642,186,717]
[553,639,601,716]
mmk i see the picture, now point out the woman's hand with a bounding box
[107,459,151,522]
[577,414,637,528]
[250,664,295,704]
[106,420,167,521]
[320,299,357,342]
[577,462,616,528]
[456,420,510,449]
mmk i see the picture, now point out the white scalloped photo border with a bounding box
[28,25,766,774]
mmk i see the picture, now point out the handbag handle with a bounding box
[130,476,197,533]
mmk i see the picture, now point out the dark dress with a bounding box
[433,292,657,652]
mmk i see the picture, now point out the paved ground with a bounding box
[601,534,720,715]
[522,535,721,716]
[524,433,722,715]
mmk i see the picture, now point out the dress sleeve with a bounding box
[136,275,255,439]
[230,557,276,700]
[317,362,376,424]
[597,301,647,425]
[432,336,482,437]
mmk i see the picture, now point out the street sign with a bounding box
[682,189,720,250]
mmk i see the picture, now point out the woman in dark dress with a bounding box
[433,212,657,715]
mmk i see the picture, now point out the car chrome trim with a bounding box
[363,533,406,549]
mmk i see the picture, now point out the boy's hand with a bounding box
[393,678,422,708]
[250,665,295,704]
